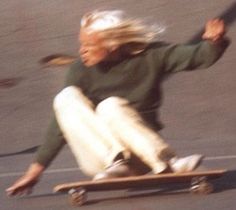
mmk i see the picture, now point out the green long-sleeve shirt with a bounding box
[34,40,228,167]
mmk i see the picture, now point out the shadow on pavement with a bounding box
[213,169,236,193]
[0,77,23,89]
[21,193,61,199]
[0,146,40,158]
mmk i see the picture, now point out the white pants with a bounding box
[53,86,176,176]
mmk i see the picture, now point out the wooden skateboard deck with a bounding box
[54,169,226,206]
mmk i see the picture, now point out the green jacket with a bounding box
[35,40,228,167]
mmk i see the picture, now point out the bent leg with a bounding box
[53,86,128,176]
[96,97,176,174]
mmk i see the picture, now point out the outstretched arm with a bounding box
[5,62,84,197]
[162,19,228,73]
[6,117,66,196]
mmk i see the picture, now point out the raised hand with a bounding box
[202,19,226,42]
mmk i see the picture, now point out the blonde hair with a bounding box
[81,10,164,55]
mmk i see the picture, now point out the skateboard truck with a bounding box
[68,187,87,206]
[190,176,214,194]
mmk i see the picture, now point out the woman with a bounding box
[6,10,228,196]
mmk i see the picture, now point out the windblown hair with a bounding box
[81,10,164,55]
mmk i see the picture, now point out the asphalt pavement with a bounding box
[1,0,236,209]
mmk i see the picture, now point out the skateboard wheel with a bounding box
[190,181,214,194]
[190,176,214,194]
[68,187,87,206]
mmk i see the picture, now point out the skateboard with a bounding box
[53,169,226,206]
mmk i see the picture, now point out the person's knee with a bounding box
[53,86,83,109]
[96,97,128,115]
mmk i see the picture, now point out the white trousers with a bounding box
[53,86,176,176]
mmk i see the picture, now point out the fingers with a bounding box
[6,187,15,197]
[6,186,25,197]
[202,18,225,42]
[6,185,33,197]
[6,183,29,197]
[6,175,38,197]
[6,187,33,197]
[6,180,23,196]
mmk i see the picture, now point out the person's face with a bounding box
[79,29,110,67]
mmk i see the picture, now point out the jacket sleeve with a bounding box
[34,116,66,167]
[33,61,83,167]
[162,39,229,73]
